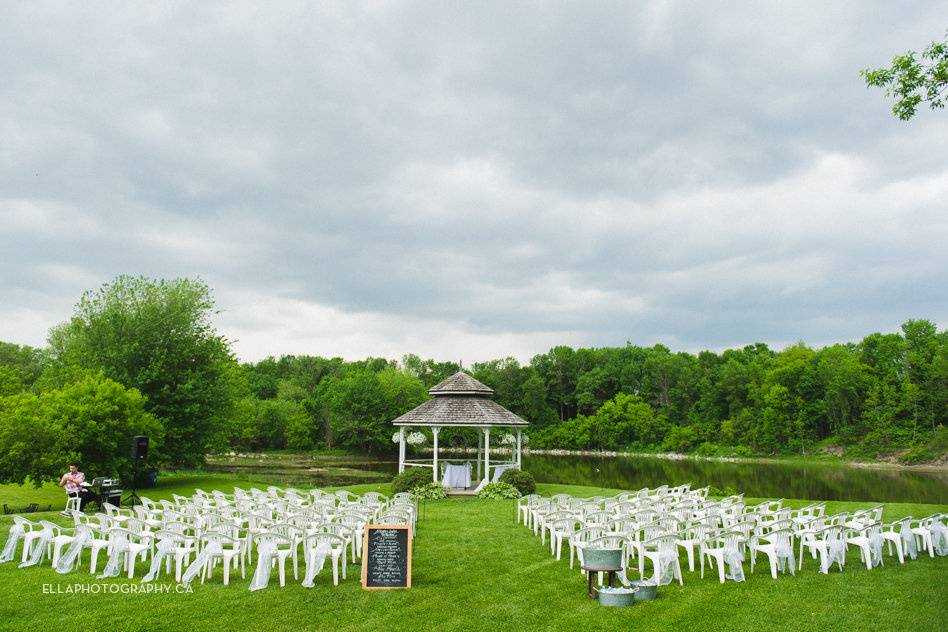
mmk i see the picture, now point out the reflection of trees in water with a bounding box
[522,455,948,503]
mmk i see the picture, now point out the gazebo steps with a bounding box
[446,487,479,497]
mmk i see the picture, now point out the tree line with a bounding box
[0,275,945,486]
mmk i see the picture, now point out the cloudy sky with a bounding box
[2,2,946,364]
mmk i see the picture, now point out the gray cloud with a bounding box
[1,2,946,362]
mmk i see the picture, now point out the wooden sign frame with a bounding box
[361,523,412,590]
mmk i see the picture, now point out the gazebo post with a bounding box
[398,426,406,473]
[484,427,491,483]
[432,426,440,483]
[476,428,482,481]
[516,429,522,469]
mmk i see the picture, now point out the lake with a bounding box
[523,453,948,504]
[206,451,948,504]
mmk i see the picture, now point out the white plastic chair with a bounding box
[199,532,242,585]
[62,494,82,516]
[303,532,346,586]
[45,521,79,568]
[749,526,795,578]
[879,518,912,563]
[3,517,38,564]
[639,534,684,586]
[550,517,583,560]
[250,532,294,588]
[269,522,303,578]
[846,521,885,570]
[676,524,711,573]
[144,529,195,582]
[517,495,540,526]
[910,514,943,557]
[804,525,847,574]
[701,530,746,583]
[102,502,133,524]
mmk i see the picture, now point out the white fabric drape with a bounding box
[442,463,471,488]
[301,541,332,588]
[492,464,517,482]
[723,541,745,582]
[820,536,847,574]
[774,536,795,574]
[867,532,884,568]
[97,532,130,579]
[0,523,25,563]
[181,541,222,585]
[931,521,948,556]
[55,527,92,574]
[19,523,53,568]
[900,521,918,560]
[249,542,278,591]
[141,537,177,582]
[654,544,678,586]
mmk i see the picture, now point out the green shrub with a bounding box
[695,442,719,457]
[706,484,738,497]
[392,467,432,493]
[410,482,447,499]
[924,424,948,456]
[899,446,935,465]
[498,469,536,495]
[661,425,700,453]
[734,445,753,457]
[477,482,521,499]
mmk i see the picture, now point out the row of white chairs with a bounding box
[1,486,417,591]
[519,486,948,586]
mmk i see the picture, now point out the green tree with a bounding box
[519,372,558,426]
[0,371,162,486]
[0,366,27,397]
[322,369,427,453]
[0,341,46,386]
[48,276,242,467]
[861,32,948,120]
[593,392,667,449]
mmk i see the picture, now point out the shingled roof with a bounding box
[392,371,528,427]
[427,372,495,396]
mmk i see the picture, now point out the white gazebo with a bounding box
[391,372,528,492]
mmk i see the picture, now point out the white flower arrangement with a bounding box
[406,431,427,445]
[500,433,516,445]
[391,432,401,444]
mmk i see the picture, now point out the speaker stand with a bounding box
[123,459,142,507]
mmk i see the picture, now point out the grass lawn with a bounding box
[0,475,946,632]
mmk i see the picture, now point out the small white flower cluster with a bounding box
[392,431,427,445]
[500,433,530,445]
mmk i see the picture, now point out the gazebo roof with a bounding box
[427,372,494,396]
[392,371,528,427]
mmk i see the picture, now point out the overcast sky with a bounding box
[1,2,946,364]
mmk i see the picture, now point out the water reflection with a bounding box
[522,454,948,504]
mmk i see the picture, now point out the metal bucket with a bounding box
[630,580,657,600]
[598,587,638,607]
[582,548,623,570]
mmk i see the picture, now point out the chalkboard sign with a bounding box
[361,524,412,590]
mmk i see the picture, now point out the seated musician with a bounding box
[59,462,95,511]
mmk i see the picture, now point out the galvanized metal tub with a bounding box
[582,548,623,570]
[630,580,658,600]
[598,586,638,607]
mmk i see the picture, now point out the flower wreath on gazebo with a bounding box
[390,372,528,493]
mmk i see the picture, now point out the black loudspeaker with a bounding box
[132,435,149,461]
